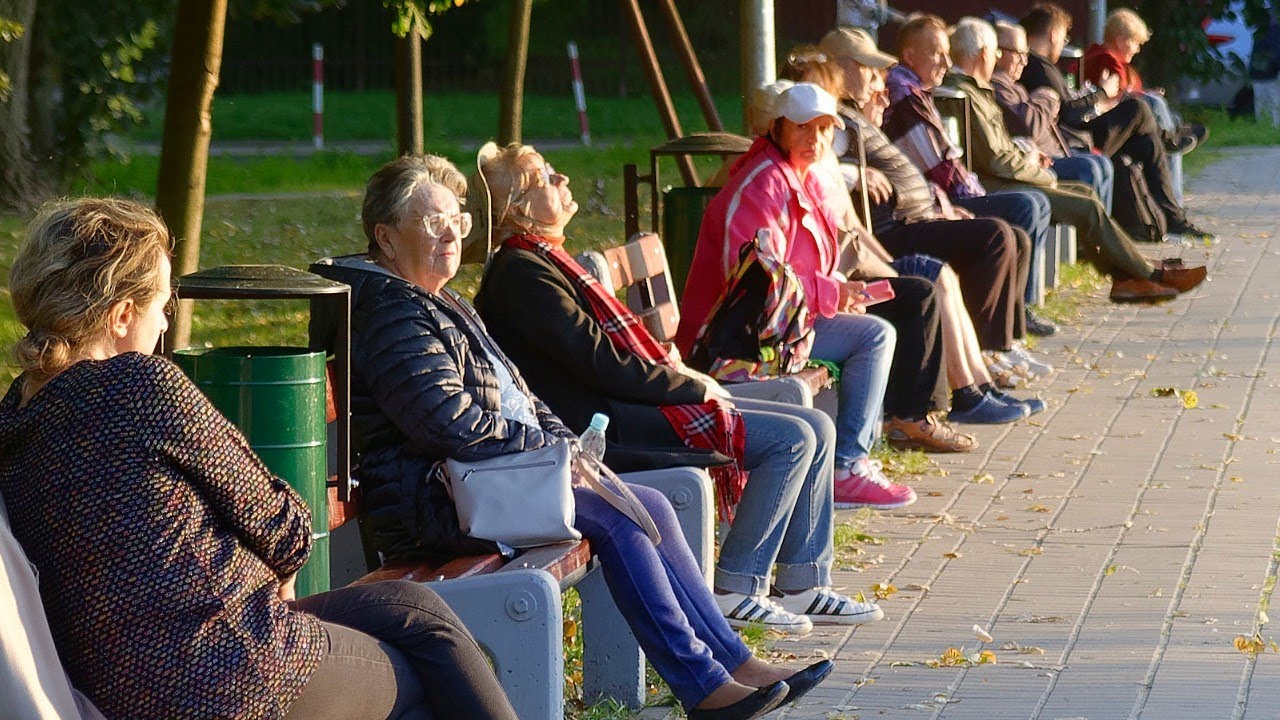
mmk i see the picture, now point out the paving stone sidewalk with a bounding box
[770,147,1280,720]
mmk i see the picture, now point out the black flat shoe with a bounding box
[687,681,789,720]
[1025,309,1058,337]
[779,659,835,708]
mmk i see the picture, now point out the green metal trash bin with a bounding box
[173,346,330,597]
[661,185,719,296]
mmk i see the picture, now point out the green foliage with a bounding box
[0,15,19,102]
[1132,0,1273,91]
[384,0,480,39]
[34,1,173,168]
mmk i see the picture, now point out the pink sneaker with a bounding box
[834,459,917,510]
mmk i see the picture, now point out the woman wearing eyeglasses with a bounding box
[313,154,836,720]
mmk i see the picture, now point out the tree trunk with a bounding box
[0,0,47,214]
[394,19,423,156]
[497,0,532,145]
[156,0,227,351]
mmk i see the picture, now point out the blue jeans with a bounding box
[575,485,750,710]
[715,396,837,596]
[956,190,1052,306]
[809,312,894,468]
[1054,152,1114,213]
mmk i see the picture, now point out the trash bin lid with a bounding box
[176,265,350,300]
[651,132,754,157]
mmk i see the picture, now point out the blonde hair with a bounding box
[477,144,559,238]
[1105,8,1150,44]
[362,154,468,259]
[780,45,846,99]
[10,198,173,381]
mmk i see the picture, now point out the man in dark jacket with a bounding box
[1018,1,1211,238]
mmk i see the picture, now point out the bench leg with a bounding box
[578,565,646,708]
[618,467,714,583]
[1057,225,1078,266]
[427,569,563,720]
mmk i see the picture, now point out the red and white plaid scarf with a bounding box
[506,234,749,521]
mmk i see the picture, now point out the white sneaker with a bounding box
[983,352,1025,388]
[715,591,814,635]
[1009,342,1054,377]
[772,586,884,626]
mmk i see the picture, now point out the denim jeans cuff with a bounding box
[713,566,770,596]
[773,561,829,593]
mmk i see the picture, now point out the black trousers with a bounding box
[877,217,1025,351]
[1081,96,1188,227]
[284,580,518,720]
[865,275,949,418]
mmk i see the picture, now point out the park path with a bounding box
[774,146,1280,720]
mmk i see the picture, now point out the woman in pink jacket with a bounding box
[676,81,914,510]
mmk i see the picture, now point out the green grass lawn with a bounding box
[123,91,746,146]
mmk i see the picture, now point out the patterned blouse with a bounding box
[0,353,325,719]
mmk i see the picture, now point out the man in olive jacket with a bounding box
[944,17,1205,303]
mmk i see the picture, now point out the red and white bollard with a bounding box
[312,43,324,150]
[567,41,590,146]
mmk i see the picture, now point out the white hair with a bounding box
[949,17,997,61]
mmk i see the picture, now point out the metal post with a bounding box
[619,0,698,186]
[1088,0,1107,45]
[312,44,324,150]
[654,0,723,132]
[740,0,776,135]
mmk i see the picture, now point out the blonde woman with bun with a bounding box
[0,197,516,720]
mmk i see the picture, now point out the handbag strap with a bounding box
[574,454,663,546]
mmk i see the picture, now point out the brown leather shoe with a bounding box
[1109,277,1178,303]
[885,413,977,453]
[1157,264,1207,293]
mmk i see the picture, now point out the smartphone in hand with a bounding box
[856,279,896,307]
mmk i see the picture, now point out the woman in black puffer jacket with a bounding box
[312,155,834,720]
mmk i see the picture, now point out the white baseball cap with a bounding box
[769,82,846,130]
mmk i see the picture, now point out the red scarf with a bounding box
[505,234,749,521]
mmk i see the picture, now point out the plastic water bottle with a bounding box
[579,413,610,461]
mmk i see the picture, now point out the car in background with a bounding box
[1184,3,1257,107]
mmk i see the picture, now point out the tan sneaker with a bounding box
[885,413,977,453]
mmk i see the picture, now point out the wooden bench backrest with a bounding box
[596,232,681,344]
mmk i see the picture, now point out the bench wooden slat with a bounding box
[495,541,593,589]
[795,366,833,396]
[326,484,359,532]
[352,553,510,585]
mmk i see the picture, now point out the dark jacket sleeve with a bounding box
[1019,55,1105,127]
[483,249,707,407]
[447,289,577,440]
[142,357,313,579]
[361,289,562,461]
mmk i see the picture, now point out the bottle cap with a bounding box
[589,413,610,432]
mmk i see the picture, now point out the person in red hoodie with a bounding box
[1082,9,1208,159]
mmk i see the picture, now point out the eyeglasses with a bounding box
[998,47,1028,57]
[533,163,559,187]
[414,211,473,238]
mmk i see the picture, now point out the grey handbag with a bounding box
[442,441,581,548]
[441,441,663,549]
